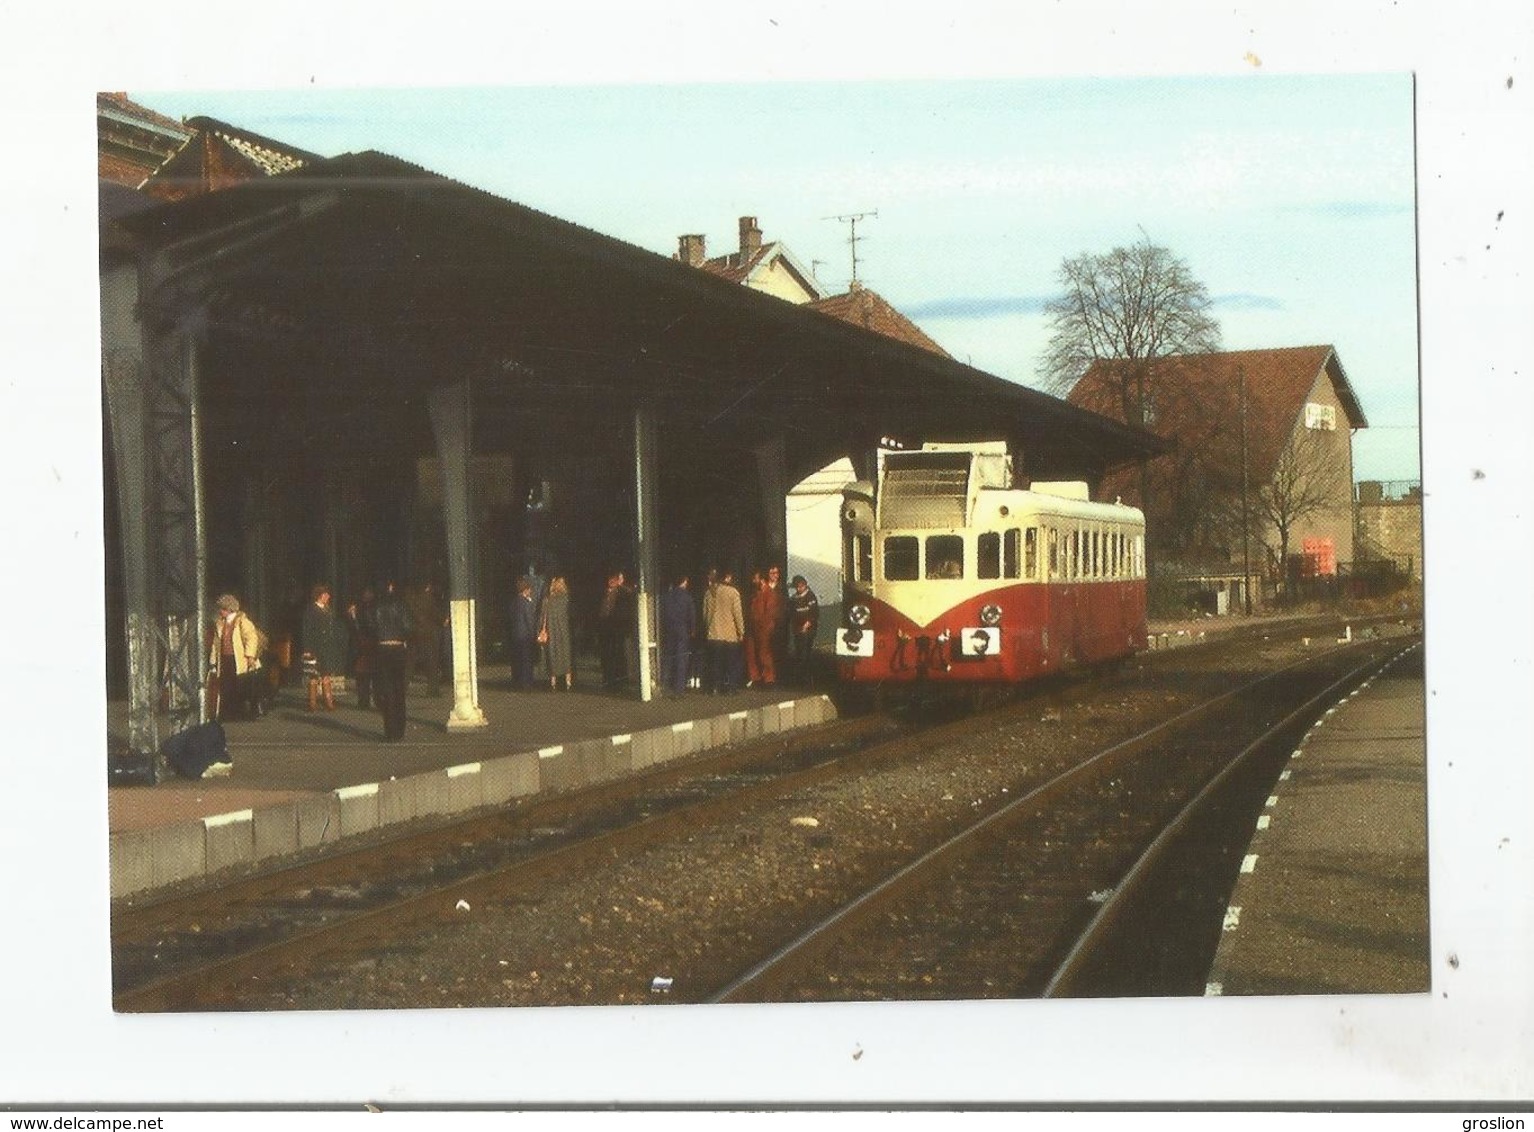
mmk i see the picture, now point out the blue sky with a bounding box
[135,75,1420,482]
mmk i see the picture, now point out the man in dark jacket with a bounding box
[597,570,634,691]
[371,579,415,740]
[787,574,820,685]
[659,574,697,694]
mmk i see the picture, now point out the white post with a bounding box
[633,407,659,703]
[427,381,488,731]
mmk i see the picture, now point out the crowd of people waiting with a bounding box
[202,563,821,737]
[205,578,448,742]
[505,563,821,695]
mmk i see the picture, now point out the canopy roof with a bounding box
[104,148,1166,485]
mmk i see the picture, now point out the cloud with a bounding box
[1279,200,1413,221]
[903,295,1052,320]
[1212,292,1286,312]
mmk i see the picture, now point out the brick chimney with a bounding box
[738,216,763,260]
[677,233,707,267]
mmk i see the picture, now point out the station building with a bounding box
[99,106,1165,758]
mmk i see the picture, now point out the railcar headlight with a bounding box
[979,603,1003,627]
[848,603,872,627]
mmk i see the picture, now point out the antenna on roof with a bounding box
[824,210,878,289]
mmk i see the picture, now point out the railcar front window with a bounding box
[977,532,1001,579]
[926,534,965,579]
[1004,528,1021,579]
[1023,528,1037,579]
[883,535,919,581]
[847,533,872,582]
[1048,528,1059,578]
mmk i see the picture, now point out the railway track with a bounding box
[708,635,1416,1003]
[111,619,1412,1011]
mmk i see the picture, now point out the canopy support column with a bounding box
[633,407,660,703]
[428,381,488,732]
[754,434,788,565]
[102,261,209,768]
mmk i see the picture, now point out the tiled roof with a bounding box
[1068,345,1366,483]
[216,130,311,177]
[699,242,772,284]
[808,286,951,358]
[138,116,321,201]
[97,93,193,188]
[97,92,189,137]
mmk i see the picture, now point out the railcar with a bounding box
[835,443,1147,686]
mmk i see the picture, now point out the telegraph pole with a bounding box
[1239,365,1253,615]
[825,210,878,288]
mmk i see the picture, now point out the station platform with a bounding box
[1205,640,1429,995]
[105,611,1415,907]
[107,662,837,901]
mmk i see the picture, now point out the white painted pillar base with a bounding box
[446,597,488,731]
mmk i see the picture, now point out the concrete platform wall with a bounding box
[110,694,838,900]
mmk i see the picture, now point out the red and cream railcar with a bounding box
[835,444,1147,685]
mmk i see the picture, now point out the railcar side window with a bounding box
[926,534,965,579]
[1047,528,1059,578]
[977,532,1001,579]
[1004,528,1021,579]
[1023,528,1037,579]
[883,535,919,581]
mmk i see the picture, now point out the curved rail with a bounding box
[1041,640,1419,997]
[707,635,1408,1003]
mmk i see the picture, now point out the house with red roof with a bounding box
[97,98,318,203]
[675,216,950,357]
[676,215,956,632]
[678,216,824,304]
[1068,345,1367,604]
[136,116,320,203]
[97,93,193,189]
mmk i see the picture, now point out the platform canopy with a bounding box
[103,148,1165,487]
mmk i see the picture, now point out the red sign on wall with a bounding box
[1300,537,1337,577]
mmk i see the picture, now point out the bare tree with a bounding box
[1038,238,1222,413]
[1038,238,1222,583]
[1252,425,1347,592]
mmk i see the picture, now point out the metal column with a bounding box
[427,381,488,731]
[101,262,209,763]
[754,434,788,564]
[633,407,660,703]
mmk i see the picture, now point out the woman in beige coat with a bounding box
[703,570,745,692]
[209,593,263,720]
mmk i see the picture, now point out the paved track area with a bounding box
[1206,642,1428,995]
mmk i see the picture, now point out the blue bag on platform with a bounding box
[161,720,229,779]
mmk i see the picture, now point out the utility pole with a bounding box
[825,210,878,288]
[1239,366,1253,615]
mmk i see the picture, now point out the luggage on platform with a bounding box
[161,720,230,779]
[108,749,158,787]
